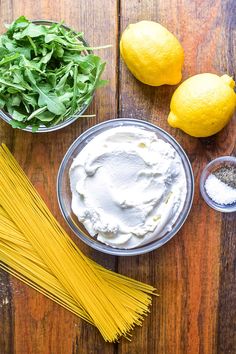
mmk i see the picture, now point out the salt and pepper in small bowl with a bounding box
[200,156,236,213]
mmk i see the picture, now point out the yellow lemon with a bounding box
[120,20,184,86]
[168,73,236,137]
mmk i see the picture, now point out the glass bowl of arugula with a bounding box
[0,17,107,132]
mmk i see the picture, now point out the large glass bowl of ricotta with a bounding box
[57,119,194,256]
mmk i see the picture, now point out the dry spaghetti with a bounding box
[0,144,156,342]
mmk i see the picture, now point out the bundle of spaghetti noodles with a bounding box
[0,144,156,342]
[0,206,154,325]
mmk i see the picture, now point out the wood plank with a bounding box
[217,2,236,353]
[217,212,236,354]
[0,0,118,353]
[0,273,14,353]
[118,0,235,353]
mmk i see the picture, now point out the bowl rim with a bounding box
[57,118,195,256]
[0,19,92,133]
[200,155,236,213]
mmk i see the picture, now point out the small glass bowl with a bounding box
[57,118,194,256]
[0,20,92,133]
[200,156,236,213]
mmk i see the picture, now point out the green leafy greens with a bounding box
[0,16,107,131]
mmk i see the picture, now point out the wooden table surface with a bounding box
[0,0,235,353]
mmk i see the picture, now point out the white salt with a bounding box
[205,174,236,205]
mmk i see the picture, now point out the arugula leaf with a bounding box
[6,16,29,35]
[38,92,66,115]
[71,65,78,111]
[21,93,37,108]
[0,96,6,108]
[27,36,37,56]
[9,120,28,129]
[36,110,55,122]
[0,78,26,91]
[8,95,21,106]
[26,68,66,115]
[11,110,27,121]
[13,23,47,39]
[27,106,47,121]
[39,49,53,64]
[0,52,20,66]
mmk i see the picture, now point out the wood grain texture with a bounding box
[217,212,236,354]
[0,0,235,353]
[0,273,14,353]
[216,3,236,354]
[0,0,118,353]
[118,0,235,354]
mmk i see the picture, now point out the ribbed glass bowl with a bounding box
[57,118,194,256]
[0,20,92,133]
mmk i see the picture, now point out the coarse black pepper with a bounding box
[213,166,236,189]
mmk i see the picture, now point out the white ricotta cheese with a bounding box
[70,126,187,249]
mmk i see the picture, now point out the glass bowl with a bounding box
[0,20,92,133]
[57,118,194,256]
[200,156,236,213]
